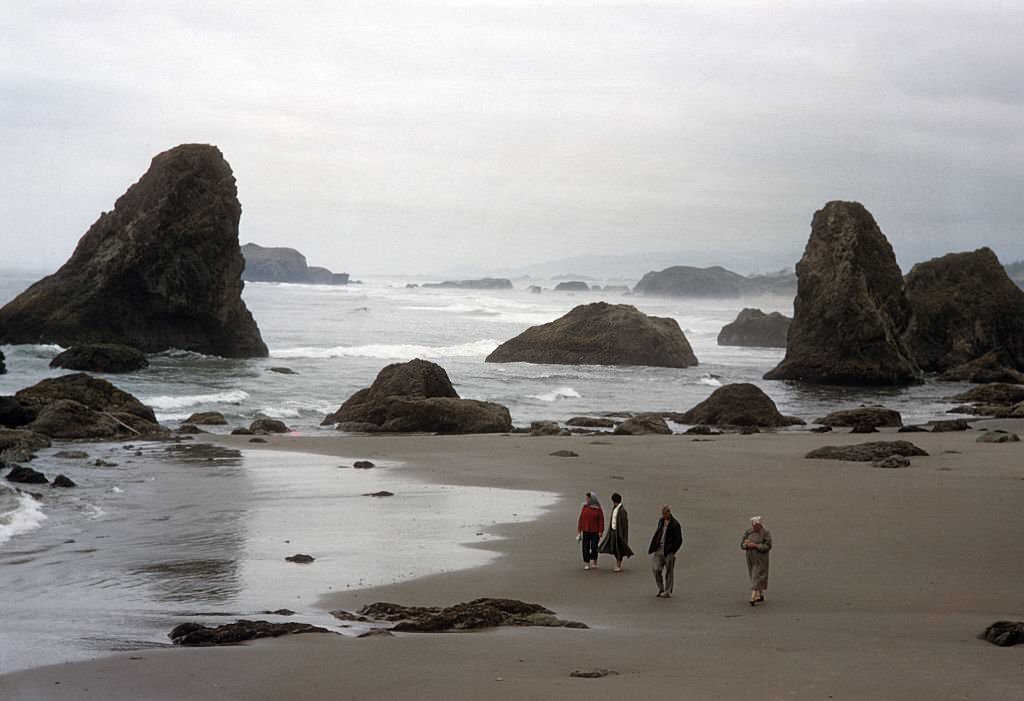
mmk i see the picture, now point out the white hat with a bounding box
[750,515,762,524]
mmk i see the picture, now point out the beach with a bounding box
[3,423,1021,700]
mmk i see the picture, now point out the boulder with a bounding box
[930,419,972,432]
[953,383,1024,406]
[717,308,791,348]
[249,418,290,434]
[939,351,1024,384]
[566,417,615,428]
[241,243,349,285]
[269,367,296,375]
[485,302,698,368]
[54,450,89,459]
[903,248,1024,374]
[323,359,510,434]
[0,144,267,357]
[898,425,928,433]
[353,460,376,469]
[764,202,921,385]
[51,474,77,488]
[976,430,1020,443]
[0,397,35,428]
[422,278,512,290]
[363,490,394,497]
[169,620,333,646]
[549,450,579,457]
[285,554,315,563]
[333,598,586,633]
[613,414,671,435]
[5,465,48,484]
[49,344,148,373]
[685,425,722,435]
[680,383,804,427]
[978,621,1024,647]
[554,281,590,292]
[184,411,228,425]
[815,407,902,428]
[530,420,565,436]
[14,374,162,439]
[805,441,928,462]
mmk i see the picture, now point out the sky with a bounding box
[2,0,1022,278]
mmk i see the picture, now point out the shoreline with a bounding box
[3,424,1023,699]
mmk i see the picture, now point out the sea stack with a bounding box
[485,302,698,368]
[717,308,791,348]
[903,248,1024,377]
[764,201,921,385]
[0,144,268,357]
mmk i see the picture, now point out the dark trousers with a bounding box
[581,532,599,562]
[652,552,676,593]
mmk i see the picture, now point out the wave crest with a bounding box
[271,340,500,360]
[142,389,251,411]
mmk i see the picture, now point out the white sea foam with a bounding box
[698,375,722,387]
[259,406,301,418]
[530,387,582,402]
[141,389,250,411]
[271,340,500,360]
[0,491,47,545]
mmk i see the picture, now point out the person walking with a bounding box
[577,491,604,571]
[741,515,772,605]
[598,492,634,571]
[648,505,683,597]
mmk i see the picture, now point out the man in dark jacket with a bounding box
[648,505,683,598]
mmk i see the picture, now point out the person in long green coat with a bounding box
[741,515,772,605]
[599,492,634,571]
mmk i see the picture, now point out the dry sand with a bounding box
[3,423,1022,700]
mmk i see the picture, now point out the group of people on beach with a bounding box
[577,492,772,605]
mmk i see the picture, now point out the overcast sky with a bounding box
[2,0,1022,278]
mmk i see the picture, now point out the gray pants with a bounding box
[652,552,676,594]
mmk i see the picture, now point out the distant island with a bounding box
[422,278,512,290]
[241,243,349,285]
[634,265,796,297]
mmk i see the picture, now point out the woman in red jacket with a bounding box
[577,491,604,570]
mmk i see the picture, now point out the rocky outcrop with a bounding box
[322,359,511,434]
[805,441,928,462]
[241,243,349,285]
[15,373,163,439]
[332,598,587,633]
[717,308,790,348]
[904,248,1024,376]
[554,281,590,292]
[249,418,290,434]
[953,383,1024,406]
[939,350,1024,384]
[50,344,148,373]
[485,302,698,368]
[613,414,671,435]
[169,620,333,646]
[422,278,512,290]
[0,144,267,357]
[815,407,902,428]
[764,202,921,385]
[680,384,804,427]
[978,621,1024,647]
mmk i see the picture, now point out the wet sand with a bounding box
[3,423,1022,700]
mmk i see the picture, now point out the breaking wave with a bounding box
[271,340,500,360]
[141,389,251,411]
[0,489,47,545]
[529,387,582,402]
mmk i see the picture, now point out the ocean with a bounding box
[0,268,972,673]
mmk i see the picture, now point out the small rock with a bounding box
[357,629,394,638]
[262,608,296,616]
[850,423,878,434]
[978,620,1024,647]
[363,491,394,497]
[6,465,48,484]
[54,450,89,459]
[930,419,972,432]
[176,424,205,434]
[93,459,117,467]
[285,554,315,564]
[549,450,579,457]
[269,367,297,375]
[566,417,615,428]
[806,440,928,462]
[570,669,619,679]
[530,420,563,436]
[250,418,290,434]
[184,411,228,425]
[976,430,1020,443]
[872,455,911,469]
[898,425,928,433]
[249,437,267,443]
[51,474,77,487]
[353,460,376,469]
[231,427,254,435]
[810,425,833,433]
[614,414,672,435]
[684,425,722,435]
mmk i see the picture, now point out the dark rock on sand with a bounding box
[680,383,804,428]
[805,441,928,462]
[953,383,1024,407]
[810,425,833,433]
[614,414,671,435]
[566,417,615,428]
[323,359,511,434]
[422,278,512,290]
[250,418,290,434]
[51,474,77,487]
[6,465,48,484]
[357,629,394,638]
[50,344,149,373]
[230,427,253,435]
[940,351,1024,384]
[363,490,394,497]
[285,554,315,563]
[850,424,879,434]
[717,308,791,348]
[530,421,566,437]
[338,598,586,633]
[549,450,579,457]
[872,455,911,468]
[486,302,698,368]
[904,248,1024,375]
[978,621,1024,647]
[815,407,902,428]
[0,145,267,357]
[0,397,36,428]
[185,411,228,425]
[554,281,590,292]
[241,242,349,285]
[169,620,332,646]
[684,425,722,435]
[570,669,620,679]
[765,202,921,385]
[976,430,1020,443]
[898,425,928,433]
[15,374,162,439]
[353,460,376,469]
[176,424,206,435]
[930,419,972,432]
[248,437,266,443]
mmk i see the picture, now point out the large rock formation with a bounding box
[0,144,267,357]
[903,248,1024,377]
[679,383,804,427]
[241,243,349,285]
[717,308,791,348]
[764,202,921,385]
[50,344,149,373]
[485,302,698,368]
[421,278,512,290]
[322,359,511,434]
[14,373,163,439]
[635,265,747,297]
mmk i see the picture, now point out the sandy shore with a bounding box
[3,423,1022,700]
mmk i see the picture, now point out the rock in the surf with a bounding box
[485,302,698,368]
[249,418,290,434]
[334,598,587,633]
[169,620,333,646]
[717,308,791,348]
[613,414,672,435]
[49,344,149,373]
[184,411,228,425]
[680,383,804,427]
[0,144,267,357]
[764,201,921,385]
[51,474,77,488]
[5,464,48,484]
